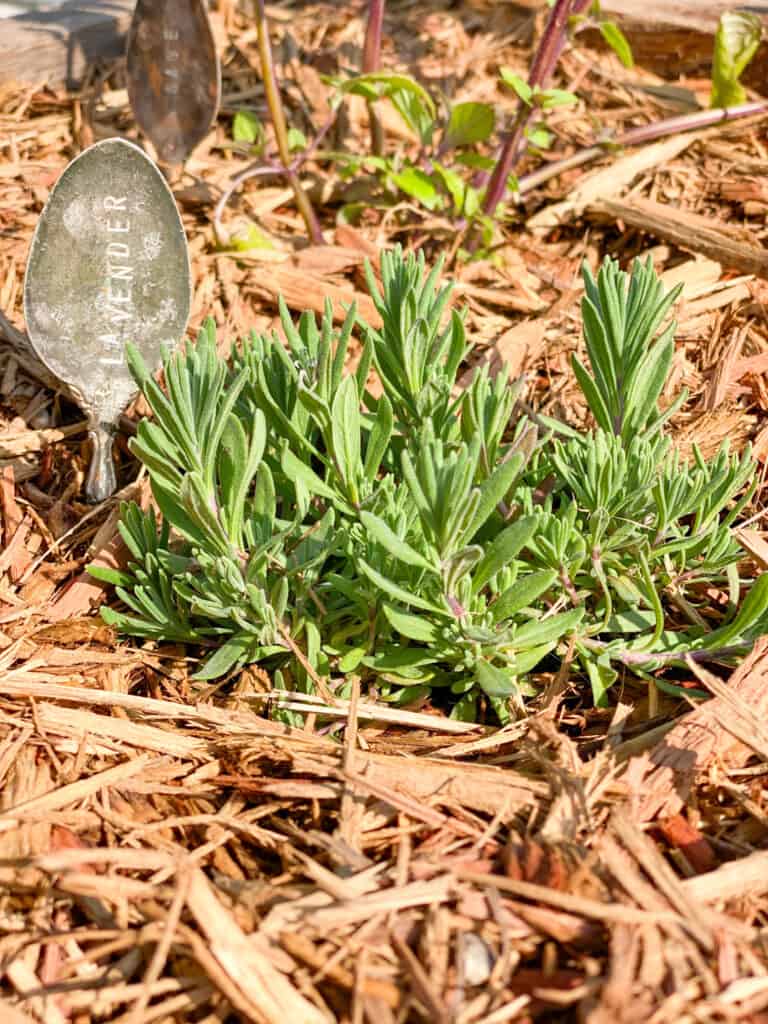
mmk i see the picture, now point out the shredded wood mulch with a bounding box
[0,1,768,1021]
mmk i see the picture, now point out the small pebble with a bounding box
[460,932,495,986]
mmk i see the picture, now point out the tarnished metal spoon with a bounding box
[24,137,191,503]
[126,0,222,166]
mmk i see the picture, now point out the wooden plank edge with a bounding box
[0,0,134,89]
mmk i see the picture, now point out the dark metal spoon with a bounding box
[23,137,191,503]
[126,0,222,166]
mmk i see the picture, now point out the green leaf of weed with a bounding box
[711,12,761,108]
[443,102,495,149]
[598,21,634,68]
[499,69,532,104]
[232,110,264,145]
[389,167,442,211]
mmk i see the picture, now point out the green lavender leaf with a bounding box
[360,511,435,571]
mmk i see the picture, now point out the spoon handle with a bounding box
[85,420,117,504]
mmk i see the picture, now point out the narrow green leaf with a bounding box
[598,21,634,68]
[365,647,437,670]
[467,453,524,538]
[364,393,393,480]
[475,660,519,697]
[382,603,439,643]
[472,515,538,593]
[87,565,136,587]
[513,607,583,649]
[491,570,557,621]
[193,635,253,680]
[699,573,768,648]
[281,447,336,502]
[331,375,362,493]
[622,336,673,438]
[338,646,366,672]
[357,559,446,614]
[572,355,613,433]
[360,511,436,571]
[508,642,556,675]
[218,414,248,524]
[150,479,209,549]
[605,608,658,634]
[584,654,618,707]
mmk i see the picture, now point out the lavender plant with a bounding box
[91,251,768,721]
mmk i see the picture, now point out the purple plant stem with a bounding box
[480,0,589,223]
[529,0,589,91]
[363,0,386,156]
[516,99,768,196]
[363,0,384,73]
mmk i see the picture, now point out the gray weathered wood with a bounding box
[0,0,134,88]
[601,0,768,32]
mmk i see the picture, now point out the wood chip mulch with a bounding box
[0,2,767,1021]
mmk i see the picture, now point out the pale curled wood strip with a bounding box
[34,848,173,873]
[4,960,67,1024]
[0,754,155,829]
[453,869,685,925]
[0,678,546,819]
[680,849,768,905]
[587,196,768,279]
[0,677,340,743]
[0,421,86,458]
[257,691,477,733]
[186,867,328,1024]
[304,876,454,930]
[527,134,699,231]
[0,998,37,1024]
[34,703,208,758]
[600,0,768,33]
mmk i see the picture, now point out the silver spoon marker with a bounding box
[126,0,222,166]
[23,137,191,503]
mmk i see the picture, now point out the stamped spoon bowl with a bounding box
[126,0,222,166]
[24,137,191,502]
